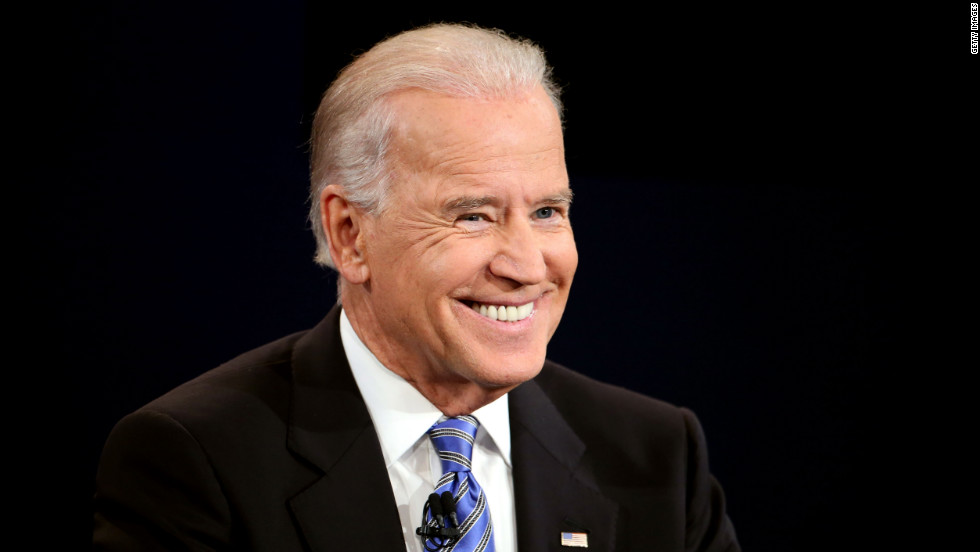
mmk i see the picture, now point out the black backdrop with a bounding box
[48,3,936,550]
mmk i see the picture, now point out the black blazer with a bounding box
[93,306,738,551]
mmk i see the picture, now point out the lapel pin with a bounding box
[560,532,588,548]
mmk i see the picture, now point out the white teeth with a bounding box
[517,303,530,319]
[470,301,535,322]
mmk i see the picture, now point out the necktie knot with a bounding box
[428,415,479,474]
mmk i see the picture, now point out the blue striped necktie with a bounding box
[427,415,496,552]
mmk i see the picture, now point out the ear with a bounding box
[320,184,371,285]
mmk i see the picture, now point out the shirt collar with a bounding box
[339,308,511,468]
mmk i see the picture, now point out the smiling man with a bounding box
[327,85,576,417]
[94,24,739,552]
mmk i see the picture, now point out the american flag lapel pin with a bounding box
[560,531,589,548]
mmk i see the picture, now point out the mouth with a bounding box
[466,300,535,323]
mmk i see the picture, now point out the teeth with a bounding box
[470,301,535,322]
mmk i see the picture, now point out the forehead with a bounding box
[385,87,566,184]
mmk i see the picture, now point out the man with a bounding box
[94,23,739,551]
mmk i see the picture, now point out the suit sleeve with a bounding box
[93,410,233,551]
[681,407,740,552]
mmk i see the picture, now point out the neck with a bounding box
[407,379,510,417]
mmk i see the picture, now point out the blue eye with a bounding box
[460,213,486,222]
[534,207,555,219]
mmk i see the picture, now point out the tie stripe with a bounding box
[424,417,496,552]
[437,450,472,470]
[455,491,485,535]
[453,478,469,503]
[475,522,493,552]
[429,427,476,445]
[436,472,455,489]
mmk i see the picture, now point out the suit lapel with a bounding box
[510,378,620,551]
[284,307,405,551]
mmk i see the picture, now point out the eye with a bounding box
[454,212,492,232]
[533,207,557,219]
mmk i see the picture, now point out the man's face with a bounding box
[354,86,577,392]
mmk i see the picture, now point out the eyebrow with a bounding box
[542,189,574,206]
[443,196,497,213]
[441,189,574,214]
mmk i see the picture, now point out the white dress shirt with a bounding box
[340,309,517,552]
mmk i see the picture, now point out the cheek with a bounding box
[426,240,495,283]
[546,235,579,283]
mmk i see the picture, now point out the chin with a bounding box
[466,350,547,389]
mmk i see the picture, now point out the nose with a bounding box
[488,218,547,286]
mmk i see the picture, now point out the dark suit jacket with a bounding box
[93,307,738,551]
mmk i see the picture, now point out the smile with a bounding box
[468,300,535,322]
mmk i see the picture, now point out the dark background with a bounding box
[43,2,949,550]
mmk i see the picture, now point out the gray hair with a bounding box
[308,23,562,268]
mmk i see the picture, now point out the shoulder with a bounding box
[533,359,691,427]
[104,305,350,463]
[527,360,701,472]
[525,361,739,551]
[93,328,326,550]
[103,326,324,471]
[137,330,309,426]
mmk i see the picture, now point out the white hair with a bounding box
[308,23,562,268]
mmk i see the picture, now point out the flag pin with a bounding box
[560,531,588,548]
